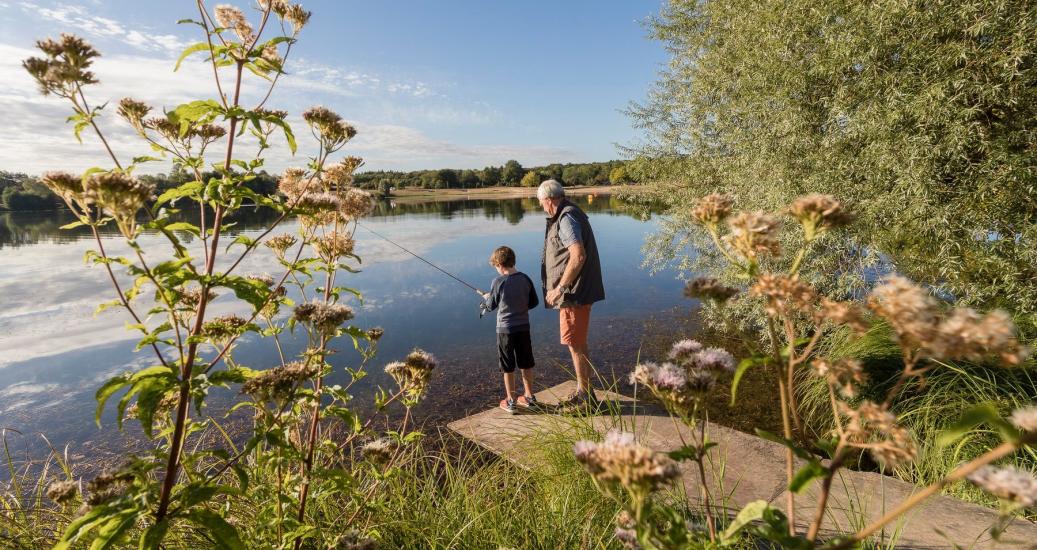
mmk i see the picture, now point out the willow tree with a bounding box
[629,0,1037,314]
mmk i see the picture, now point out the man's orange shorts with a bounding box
[559,304,592,346]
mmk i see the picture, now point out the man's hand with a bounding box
[546,286,563,307]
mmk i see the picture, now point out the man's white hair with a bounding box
[536,179,564,200]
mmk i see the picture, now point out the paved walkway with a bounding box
[448,381,1037,549]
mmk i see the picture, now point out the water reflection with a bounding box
[0,194,648,249]
[0,195,678,464]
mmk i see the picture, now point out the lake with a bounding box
[0,194,691,465]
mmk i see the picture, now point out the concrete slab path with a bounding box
[448,381,1037,549]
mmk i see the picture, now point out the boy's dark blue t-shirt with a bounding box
[483,271,539,334]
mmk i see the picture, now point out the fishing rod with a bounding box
[357,221,485,298]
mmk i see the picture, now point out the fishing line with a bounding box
[357,221,483,294]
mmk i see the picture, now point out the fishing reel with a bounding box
[479,301,490,318]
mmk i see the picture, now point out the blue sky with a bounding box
[0,1,667,174]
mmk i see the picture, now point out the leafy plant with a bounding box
[20,2,430,548]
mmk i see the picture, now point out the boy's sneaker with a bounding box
[499,398,516,414]
[516,394,539,409]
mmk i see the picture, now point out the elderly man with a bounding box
[537,179,605,406]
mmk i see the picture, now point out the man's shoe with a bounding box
[559,389,597,407]
[516,394,539,409]
[499,398,516,414]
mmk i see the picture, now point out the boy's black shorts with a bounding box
[497,330,535,373]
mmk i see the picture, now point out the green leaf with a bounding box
[139,519,169,550]
[721,500,769,541]
[174,42,212,71]
[185,509,244,550]
[89,511,137,550]
[730,355,767,406]
[60,220,88,229]
[95,374,132,427]
[937,402,1019,447]
[54,505,111,550]
[788,461,826,493]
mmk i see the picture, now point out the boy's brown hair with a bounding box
[489,246,516,268]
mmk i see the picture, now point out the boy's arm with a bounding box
[483,279,501,311]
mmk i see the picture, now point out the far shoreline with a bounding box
[387,184,627,203]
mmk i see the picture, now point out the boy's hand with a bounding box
[478,290,490,300]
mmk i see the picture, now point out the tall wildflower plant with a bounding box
[23,3,424,548]
[575,193,1037,548]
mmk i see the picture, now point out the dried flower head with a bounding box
[629,361,709,416]
[691,193,734,226]
[302,105,341,130]
[192,123,227,144]
[841,401,917,468]
[787,194,853,238]
[573,430,679,497]
[324,156,364,187]
[691,347,737,373]
[360,438,395,466]
[278,168,311,200]
[819,298,869,334]
[284,3,311,34]
[868,276,1030,365]
[812,358,866,399]
[723,211,780,261]
[46,480,78,505]
[144,116,181,141]
[82,172,154,236]
[260,43,281,66]
[314,232,355,262]
[340,188,376,219]
[203,315,251,342]
[84,470,132,506]
[366,327,384,341]
[668,339,703,364]
[214,4,253,42]
[1009,406,1037,435]
[867,275,939,349]
[930,308,1030,366]
[23,34,100,96]
[683,277,739,303]
[750,273,817,317]
[40,171,87,206]
[242,361,318,401]
[385,349,437,401]
[293,301,353,334]
[296,191,343,215]
[179,286,216,310]
[265,233,298,257]
[966,466,1037,507]
[117,98,151,132]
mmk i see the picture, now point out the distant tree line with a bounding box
[1,166,279,211]
[1,160,633,211]
[353,159,635,193]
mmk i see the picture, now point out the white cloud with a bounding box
[20,1,189,53]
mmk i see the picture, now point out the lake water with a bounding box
[0,195,690,464]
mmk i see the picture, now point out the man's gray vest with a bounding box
[541,200,605,308]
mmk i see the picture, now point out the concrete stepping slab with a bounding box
[448,381,1037,549]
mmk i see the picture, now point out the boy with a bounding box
[479,246,540,413]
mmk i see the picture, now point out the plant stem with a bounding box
[768,317,796,534]
[695,415,717,542]
[155,59,245,524]
[823,441,1019,549]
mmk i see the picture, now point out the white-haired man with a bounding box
[537,179,605,406]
